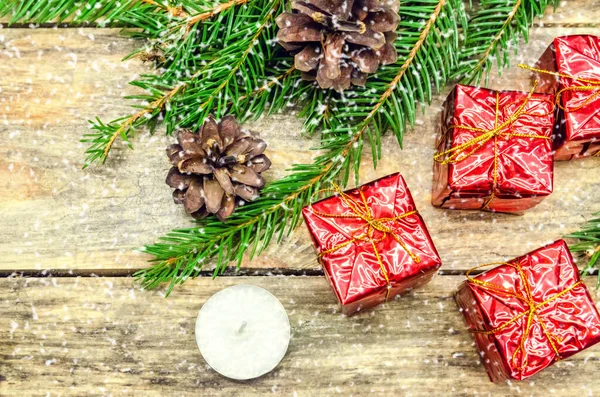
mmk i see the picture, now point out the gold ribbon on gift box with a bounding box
[466,262,583,373]
[519,64,600,157]
[433,83,554,208]
[309,184,421,301]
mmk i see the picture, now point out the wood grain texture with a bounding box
[2,275,600,397]
[2,3,600,396]
[0,7,599,275]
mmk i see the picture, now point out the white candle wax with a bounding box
[195,284,291,380]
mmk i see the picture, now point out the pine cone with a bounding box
[165,116,271,221]
[276,0,400,92]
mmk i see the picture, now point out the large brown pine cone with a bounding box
[276,0,400,92]
[165,116,271,221]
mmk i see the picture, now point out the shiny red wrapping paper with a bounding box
[456,240,600,382]
[533,35,600,160]
[302,173,442,316]
[432,85,555,214]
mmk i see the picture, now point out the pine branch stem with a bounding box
[89,0,278,166]
[139,0,164,8]
[102,86,178,159]
[157,166,326,275]
[184,0,249,29]
[358,0,446,129]
[101,70,201,161]
[236,66,296,103]
[198,1,279,109]
[139,0,187,17]
[470,0,523,75]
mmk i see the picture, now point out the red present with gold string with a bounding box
[521,35,600,160]
[302,173,442,316]
[432,84,555,214]
[456,240,600,382]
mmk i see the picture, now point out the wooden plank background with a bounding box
[1,0,600,396]
[4,276,600,397]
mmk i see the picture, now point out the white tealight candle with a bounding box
[195,284,291,380]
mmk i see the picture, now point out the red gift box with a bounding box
[302,173,442,316]
[528,35,600,160]
[456,240,600,382]
[432,84,555,214]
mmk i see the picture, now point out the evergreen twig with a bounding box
[139,0,188,17]
[6,0,291,168]
[182,0,247,25]
[82,0,299,166]
[82,76,191,167]
[453,0,558,84]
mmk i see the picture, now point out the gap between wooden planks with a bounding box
[3,275,600,396]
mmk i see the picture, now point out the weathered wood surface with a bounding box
[1,2,600,396]
[3,275,600,397]
[1,23,599,273]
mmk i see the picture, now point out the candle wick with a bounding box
[238,320,247,334]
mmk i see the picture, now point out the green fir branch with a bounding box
[82,0,303,166]
[82,78,188,166]
[452,0,557,84]
[567,213,600,287]
[232,63,307,121]
[299,89,333,136]
[123,0,251,75]
[136,0,467,294]
[169,0,284,128]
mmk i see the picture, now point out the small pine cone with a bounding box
[165,116,272,221]
[276,0,400,92]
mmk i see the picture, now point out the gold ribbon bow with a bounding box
[433,84,554,207]
[519,64,600,157]
[466,262,583,373]
[310,184,421,301]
